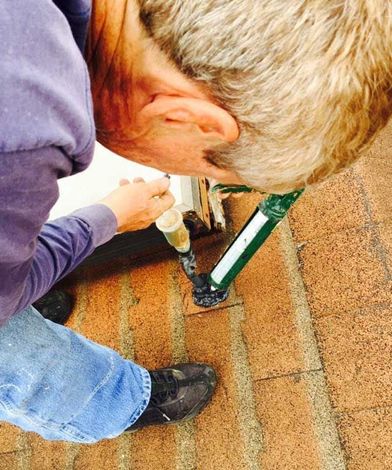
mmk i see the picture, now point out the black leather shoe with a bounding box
[33,290,74,325]
[127,363,216,431]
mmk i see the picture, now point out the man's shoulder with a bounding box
[0,0,94,164]
[53,0,92,53]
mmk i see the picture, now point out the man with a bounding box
[1,0,391,443]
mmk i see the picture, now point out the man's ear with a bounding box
[137,95,240,144]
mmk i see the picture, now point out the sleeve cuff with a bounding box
[70,204,118,247]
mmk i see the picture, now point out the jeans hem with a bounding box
[0,306,152,443]
[0,367,152,443]
[121,367,151,431]
[55,366,151,442]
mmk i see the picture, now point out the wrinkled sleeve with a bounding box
[0,146,117,326]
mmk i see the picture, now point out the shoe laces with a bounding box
[150,370,180,406]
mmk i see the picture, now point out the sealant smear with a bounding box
[279,219,321,372]
[169,264,197,470]
[16,432,31,470]
[229,304,263,470]
[72,275,89,333]
[306,371,347,470]
[118,270,138,470]
[353,168,392,281]
[65,277,89,470]
[279,219,346,470]
[118,270,137,360]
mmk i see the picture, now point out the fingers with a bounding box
[133,177,145,184]
[146,176,171,197]
[117,175,174,219]
[119,178,130,187]
[119,177,145,187]
[152,192,175,216]
[159,191,175,210]
[120,177,167,194]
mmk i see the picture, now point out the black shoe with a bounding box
[127,363,216,431]
[32,290,74,325]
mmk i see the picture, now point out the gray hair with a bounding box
[138,0,392,193]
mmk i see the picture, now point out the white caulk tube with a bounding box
[155,209,191,254]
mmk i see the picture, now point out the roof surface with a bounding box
[2,123,392,470]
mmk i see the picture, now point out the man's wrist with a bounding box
[70,204,118,246]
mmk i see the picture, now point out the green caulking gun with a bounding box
[156,184,303,308]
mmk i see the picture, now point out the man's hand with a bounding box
[99,176,175,233]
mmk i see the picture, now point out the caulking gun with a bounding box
[156,184,303,308]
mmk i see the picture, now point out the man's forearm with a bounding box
[0,204,117,326]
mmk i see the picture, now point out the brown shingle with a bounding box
[0,424,21,454]
[355,146,392,225]
[338,407,392,470]
[290,169,368,242]
[298,226,391,317]
[0,453,19,470]
[185,311,249,470]
[236,229,307,380]
[315,304,392,411]
[256,372,321,470]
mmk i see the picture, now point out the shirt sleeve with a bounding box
[0,146,117,326]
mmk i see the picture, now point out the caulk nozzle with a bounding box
[155,208,191,253]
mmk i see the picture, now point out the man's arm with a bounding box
[0,146,117,326]
[0,145,175,326]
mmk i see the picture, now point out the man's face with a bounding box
[97,114,243,184]
[88,0,243,185]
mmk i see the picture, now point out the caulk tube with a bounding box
[155,208,191,253]
[208,191,303,290]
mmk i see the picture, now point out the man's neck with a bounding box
[87,0,147,96]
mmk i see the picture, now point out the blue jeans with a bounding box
[0,306,151,443]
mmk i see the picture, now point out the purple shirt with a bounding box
[0,0,117,326]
